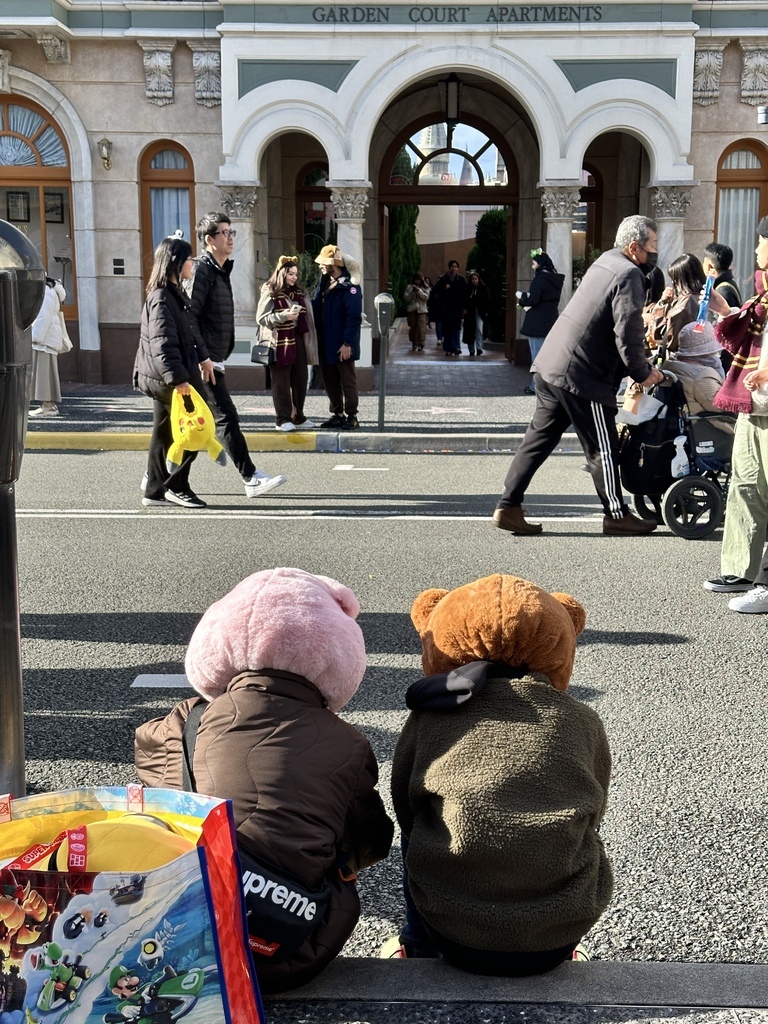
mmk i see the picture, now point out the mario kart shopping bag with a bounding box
[0,785,266,1024]
[167,386,225,468]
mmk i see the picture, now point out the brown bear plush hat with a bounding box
[411,573,586,693]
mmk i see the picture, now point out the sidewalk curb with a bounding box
[268,958,768,1009]
[25,432,584,455]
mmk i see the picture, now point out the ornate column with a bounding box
[218,184,259,342]
[650,186,694,283]
[329,183,372,367]
[539,185,581,307]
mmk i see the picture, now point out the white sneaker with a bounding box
[294,420,317,430]
[276,422,296,432]
[728,586,768,614]
[244,472,286,498]
[29,405,59,417]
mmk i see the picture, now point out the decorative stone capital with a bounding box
[219,186,259,220]
[539,186,581,220]
[0,50,10,94]
[330,186,370,221]
[38,34,70,64]
[189,43,221,108]
[138,42,176,107]
[693,46,724,106]
[651,186,693,220]
[740,44,768,105]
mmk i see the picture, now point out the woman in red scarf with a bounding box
[257,256,318,431]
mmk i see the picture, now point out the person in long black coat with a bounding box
[517,251,565,393]
[133,236,206,508]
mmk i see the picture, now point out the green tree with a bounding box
[388,148,421,313]
[466,207,507,342]
[389,203,421,314]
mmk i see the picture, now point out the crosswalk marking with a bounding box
[132,674,191,689]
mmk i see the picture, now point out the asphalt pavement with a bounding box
[15,322,768,1023]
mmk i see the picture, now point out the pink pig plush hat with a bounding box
[185,567,366,712]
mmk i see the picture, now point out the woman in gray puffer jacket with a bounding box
[133,236,207,509]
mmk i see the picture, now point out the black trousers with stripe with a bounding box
[498,375,628,519]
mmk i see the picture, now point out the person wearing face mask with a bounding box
[493,215,664,537]
[257,256,319,431]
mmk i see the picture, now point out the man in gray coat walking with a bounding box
[494,215,664,536]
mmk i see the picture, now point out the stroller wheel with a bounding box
[662,476,724,539]
[633,494,664,525]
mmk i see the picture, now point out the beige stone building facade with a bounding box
[0,1,767,384]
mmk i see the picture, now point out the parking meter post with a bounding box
[374,293,395,432]
[0,221,46,798]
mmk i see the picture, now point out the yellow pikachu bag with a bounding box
[168,385,225,466]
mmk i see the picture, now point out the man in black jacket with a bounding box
[702,242,742,310]
[493,215,664,537]
[186,212,286,498]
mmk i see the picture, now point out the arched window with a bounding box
[386,121,505,191]
[140,141,195,284]
[715,141,768,294]
[0,98,75,311]
[295,163,335,257]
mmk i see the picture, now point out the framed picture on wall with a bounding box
[44,192,64,224]
[7,191,29,223]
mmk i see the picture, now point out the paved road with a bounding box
[14,447,767,984]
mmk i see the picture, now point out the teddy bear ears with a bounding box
[410,580,585,639]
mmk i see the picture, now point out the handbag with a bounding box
[251,342,274,366]
[181,701,332,962]
[0,785,266,1023]
[167,385,225,466]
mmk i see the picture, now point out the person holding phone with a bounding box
[257,256,318,431]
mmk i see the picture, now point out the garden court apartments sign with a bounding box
[0,0,766,384]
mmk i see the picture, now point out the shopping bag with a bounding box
[0,785,266,1024]
[167,385,225,467]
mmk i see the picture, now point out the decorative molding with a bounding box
[189,44,221,108]
[693,47,723,106]
[330,187,369,221]
[651,186,693,220]
[0,50,10,94]
[219,186,259,220]
[138,43,176,107]
[740,45,768,106]
[38,35,71,65]
[540,187,581,220]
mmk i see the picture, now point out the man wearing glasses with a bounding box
[187,212,286,498]
[493,214,663,537]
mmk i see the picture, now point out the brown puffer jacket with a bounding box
[134,669,394,993]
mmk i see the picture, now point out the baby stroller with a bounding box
[618,372,736,539]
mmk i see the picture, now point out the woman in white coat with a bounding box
[30,276,70,416]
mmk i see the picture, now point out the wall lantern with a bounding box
[97,137,112,171]
[442,73,462,148]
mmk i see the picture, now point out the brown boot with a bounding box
[492,507,543,535]
[603,512,657,535]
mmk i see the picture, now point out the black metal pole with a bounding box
[377,311,389,432]
[0,479,25,796]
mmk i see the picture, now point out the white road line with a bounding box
[333,465,390,471]
[17,509,604,522]
[132,674,190,689]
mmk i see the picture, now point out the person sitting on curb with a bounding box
[386,574,612,972]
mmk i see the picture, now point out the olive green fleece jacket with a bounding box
[390,671,613,952]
